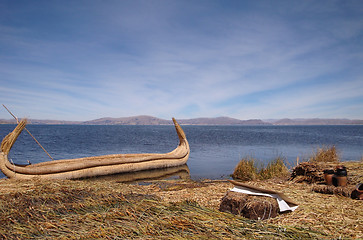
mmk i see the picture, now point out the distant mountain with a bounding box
[0,119,15,124]
[84,116,270,125]
[178,117,269,125]
[267,118,363,125]
[28,119,80,125]
[0,119,79,125]
[83,115,170,125]
[1,116,362,125]
[0,116,270,125]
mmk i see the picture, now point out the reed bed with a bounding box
[0,159,361,239]
[259,157,289,180]
[264,177,363,239]
[232,157,289,181]
[309,146,339,163]
[231,156,259,181]
[0,179,327,239]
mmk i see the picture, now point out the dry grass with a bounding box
[0,179,327,239]
[259,157,289,180]
[309,146,339,163]
[159,176,363,239]
[265,178,363,239]
[345,161,363,185]
[231,156,259,181]
[232,157,289,181]
[0,160,361,239]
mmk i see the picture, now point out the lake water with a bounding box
[0,124,362,179]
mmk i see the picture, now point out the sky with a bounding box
[0,0,362,121]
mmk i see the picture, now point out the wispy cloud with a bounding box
[0,0,362,120]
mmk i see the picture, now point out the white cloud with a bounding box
[0,1,362,120]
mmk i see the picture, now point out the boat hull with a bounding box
[0,118,189,180]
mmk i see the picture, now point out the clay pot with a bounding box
[335,166,347,176]
[332,166,348,187]
[323,169,334,185]
[351,183,363,200]
[333,175,347,187]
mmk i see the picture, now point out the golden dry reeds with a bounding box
[259,157,289,180]
[232,156,259,181]
[309,146,339,163]
[0,179,328,239]
[264,175,363,239]
[1,119,27,154]
[232,156,289,181]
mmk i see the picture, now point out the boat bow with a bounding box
[0,118,189,180]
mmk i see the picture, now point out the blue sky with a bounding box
[1,0,362,121]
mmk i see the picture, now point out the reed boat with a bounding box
[0,118,189,180]
[87,164,190,183]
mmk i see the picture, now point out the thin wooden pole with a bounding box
[2,104,54,161]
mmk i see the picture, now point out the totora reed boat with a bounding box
[0,118,189,180]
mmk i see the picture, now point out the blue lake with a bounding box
[0,124,362,179]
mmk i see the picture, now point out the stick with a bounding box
[2,104,54,161]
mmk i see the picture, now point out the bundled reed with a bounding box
[311,184,355,197]
[290,146,341,183]
[289,162,333,183]
[0,118,190,180]
[1,119,27,154]
[219,191,279,220]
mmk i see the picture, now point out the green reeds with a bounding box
[232,156,289,181]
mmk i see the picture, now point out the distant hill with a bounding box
[267,118,363,125]
[84,116,270,125]
[0,119,15,124]
[0,116,270,125]
[28,119,80,125]
[178,117,269,125]
[83,115,171,125]
[1,116,362,125]
[0,119,79,125]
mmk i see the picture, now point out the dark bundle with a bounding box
[290,146,342,183]
[311,184,355,197]
[219,191,279,220]
[290,162,337,183]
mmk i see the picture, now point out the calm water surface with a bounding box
[0,124,362,179]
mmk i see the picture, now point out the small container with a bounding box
[355,183,363,200]
[332,166,348,187]
[335,166,347,176]
[351,183,363,200]
[323,169,334,185]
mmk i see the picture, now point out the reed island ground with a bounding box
[0,161,362,239]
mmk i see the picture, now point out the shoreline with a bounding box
[0,161,361,239]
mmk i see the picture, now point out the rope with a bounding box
[2,104,54,161]
[10,158,16,174]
